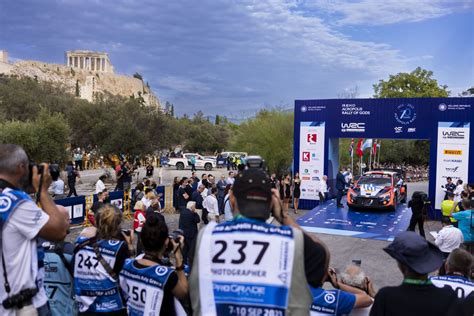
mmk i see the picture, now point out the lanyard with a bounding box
[403,278,432,285]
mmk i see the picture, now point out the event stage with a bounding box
[296,198,411,241]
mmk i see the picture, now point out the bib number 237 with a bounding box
[212,240,269,265]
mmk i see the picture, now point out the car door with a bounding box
[194,155,205,168]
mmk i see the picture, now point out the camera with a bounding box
[167,229,184,252]
[246,155,265,170]
[28,161,60,185]
[2,288,38,309]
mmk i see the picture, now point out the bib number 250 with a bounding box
[212,240,269,265]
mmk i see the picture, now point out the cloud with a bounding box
[304,0,474,26]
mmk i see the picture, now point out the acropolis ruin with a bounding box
[65,50,114,73]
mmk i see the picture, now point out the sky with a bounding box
[0,0,473,117]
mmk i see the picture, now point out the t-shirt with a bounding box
[0,194,50,316]
[452,209,474,242]
[309,287,356,315]
[369,283,458,316]
[431,275,474,299]
[95,179,105,194]
[441,200,459,223]
[50,179,65,195]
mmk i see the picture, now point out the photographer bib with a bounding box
[199,218,295,316]
[73,238,125,313]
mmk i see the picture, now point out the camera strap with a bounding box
[1,253,11,295]
[92,242,118,281]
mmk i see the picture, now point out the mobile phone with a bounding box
[352,259,362,266]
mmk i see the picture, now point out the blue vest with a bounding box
[74,238,125,313]
[0,188,32,247]
[119,259,175,315]
[310,287,356,316]
[43,243,78,316]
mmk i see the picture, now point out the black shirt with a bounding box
[90,201,104,216]
[303,233,328,288]
[191,191,204,209]
[178,208,201,240]
[177,187,188,208]
[370,283,458,316]
[131,261,179,316]
[146,165,154,177]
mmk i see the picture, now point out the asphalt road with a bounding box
[68,168,437,290]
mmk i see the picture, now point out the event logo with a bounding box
[0,196,12,213]
[341,122,365,132]
[439,103,447,111]
[155,266,168,276]
[445,166,459,173]
[301,106,308,112]
[307,133,317,144]
[442,131,465,140]
[324,293,336,304]
[394,127,403,133]
[313,169,319,174]
[444,149,462,155]
[407,128,416,133]
[108,240,120,246]
[302,152,310,161]
[394,104,417,125]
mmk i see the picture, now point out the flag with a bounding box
[349,138,354,157]
[362,139,373,151]
[372,139,377,156]
[356,139,364,157]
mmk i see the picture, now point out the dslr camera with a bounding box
[167,229,184,252]
[28,162,60,184]
[245,155,267,173]
[2,288,38,309]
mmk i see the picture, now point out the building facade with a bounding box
[65,50,114,73]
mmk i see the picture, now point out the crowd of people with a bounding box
[0,144,473,316]
[377,163,429,182]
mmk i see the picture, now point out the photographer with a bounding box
[120,213,188,315]
[407,192,428,238]
[0,144,69,316]
[73,205,134,315]
[189,157,329,315]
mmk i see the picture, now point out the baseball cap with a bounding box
[232,169,272,203]
[384,231,444,275]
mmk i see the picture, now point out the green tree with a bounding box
[232,110,293,174]
[373,67,450,98]
[215,115,220,125]
[460,87,474,96]
[133,72,143,81]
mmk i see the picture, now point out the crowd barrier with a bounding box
[55,185,168,225]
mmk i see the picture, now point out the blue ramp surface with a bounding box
[297,199,411,241]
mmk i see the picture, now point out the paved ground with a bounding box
[67,168,437,290]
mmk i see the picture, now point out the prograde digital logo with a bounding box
[341,122,365,132]
[442,131,465,140]
[394,104,417,125]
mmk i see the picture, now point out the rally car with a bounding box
[346,170,407,211]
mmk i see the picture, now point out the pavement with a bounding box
[66,168,438,290]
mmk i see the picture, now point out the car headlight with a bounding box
[379,191,391,200]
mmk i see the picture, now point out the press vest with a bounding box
[0,188,31,247]
[73,237,125,313]
[430,275,474,299]
[119,259,184,315]
[190,217,312,315]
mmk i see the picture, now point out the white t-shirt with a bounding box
[319,179,328,193]
[0,198,49,316]
[434,225,464,253]
[95,179,105,194]
[226,177,235,185]
[49,179,65,195]
[203,194,219,220]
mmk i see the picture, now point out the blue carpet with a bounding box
[297,198,411,241]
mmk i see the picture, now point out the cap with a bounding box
[384,231,444,275]
[232,169,272,203]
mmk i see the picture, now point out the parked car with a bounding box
[167,153,216,171]
[347,170,407,211]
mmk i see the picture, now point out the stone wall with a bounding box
[1,60,160,108]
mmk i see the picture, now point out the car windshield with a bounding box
[358,176,391,187]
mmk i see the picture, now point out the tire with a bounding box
[204,163,212,171]
[176,162,185,170]
[390,198,397,212]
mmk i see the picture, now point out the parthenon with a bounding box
[65,50,114,73]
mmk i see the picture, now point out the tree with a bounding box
[460,87,474,96]
[373,67,450,98]
[133,72,143,81]
[232,110,293,174]
[215,115,220,125]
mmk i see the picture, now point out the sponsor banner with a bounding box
[300,122,325,200]
[435,122,470,207]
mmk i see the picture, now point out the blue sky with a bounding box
[0,0,472,117]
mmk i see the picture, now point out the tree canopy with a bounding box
[373,67,450,98]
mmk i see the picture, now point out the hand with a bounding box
[365,277,376,297]
[32,164,52,193]
[121,230,134,247]
[327,267,339,288]
[270,188,285,223]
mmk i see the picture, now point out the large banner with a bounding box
[435,122,470,207]
[299,122,325,200]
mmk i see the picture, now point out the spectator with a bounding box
[336,168,347,208]
[340,264,377,315]
[140,188,154,209]
[179,201,200,265]
[66,162,80,197]
[226,171,235,185]
[95,175,106,194]
[185,178,194,200]
[293,173,301,214]
[216,175,227,214]
[223,185,233,221]
[88,189,109,226]
[192,185,205,222]
[73,205,134,315]
[441,192,460,227]
[198,174,208,189]
[122,161,133,191]
[49,173,65,200]
[319,175,329,203]
[0,144,68,316]
[431,248,473,299]
[119,213,188,315]
[203,187,219,223]
[145,163,154,178]
[189,155,196,172]
[172,176,180,211]
[189,166,329,314]
[407,192,427,238]
[454,179,464,203]
[133,201,146,255]
[114,162,124,191]
[132,183,144,209]
[370,231,458,316]
[270,173,279,189]
[282,174,292,213]
[145,198,164,223]
[434,217,464,257]
[310,265,373,315]
[344,167,353,186]
[451,199,474,253]
[177,179,189,211]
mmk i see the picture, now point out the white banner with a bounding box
[435,122,470,208]
[299,122,325,200]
